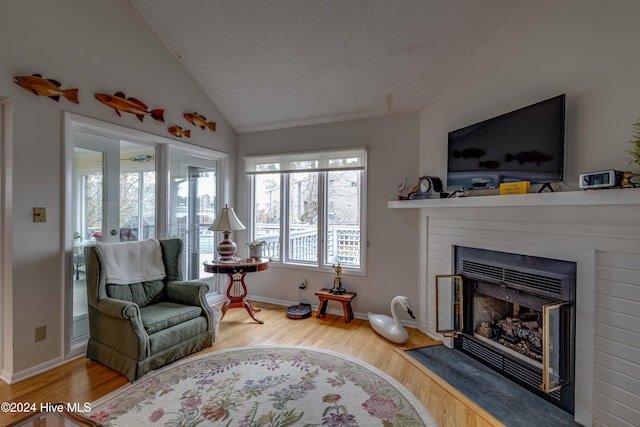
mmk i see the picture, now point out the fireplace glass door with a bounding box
[436,276,571,396]
[435,275,463,337]
[543,301,570,393]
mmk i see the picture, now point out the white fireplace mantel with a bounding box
[387,186,640,426]
[388,187,640,209]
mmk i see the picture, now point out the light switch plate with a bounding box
[33,207,46,222]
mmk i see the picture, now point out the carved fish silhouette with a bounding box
[183,112,216,131]
[453,148,485,159]
[94,92,164,122]
[168,125,191,138]
[505,151,552,166]
[14,74,79,103]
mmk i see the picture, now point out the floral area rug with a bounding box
[88,345,437,426]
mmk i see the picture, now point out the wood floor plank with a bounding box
[0,302,499,426]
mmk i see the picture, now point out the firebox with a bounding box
[436,246,576,414]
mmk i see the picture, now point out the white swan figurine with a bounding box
[367,296,415,344]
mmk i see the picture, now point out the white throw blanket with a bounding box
[97,239,166,285]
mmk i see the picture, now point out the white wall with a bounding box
[420,0,640,185]
[0,0,237,379]
[237,113,421,317]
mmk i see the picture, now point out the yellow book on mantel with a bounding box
[500,181,530,195]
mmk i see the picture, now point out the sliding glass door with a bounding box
[168,153,219,280]
[72,132,157,340]
[73,135,156,245]
[65,113,226,357]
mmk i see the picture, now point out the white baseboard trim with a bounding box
[69,339,89,359]
[1,341,87,385]
[206,292,226,306]
[2,354,85,384]
[0,368,13,385]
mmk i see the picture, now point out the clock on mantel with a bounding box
[407,176,448,200]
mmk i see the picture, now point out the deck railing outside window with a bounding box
[256,224,359,266]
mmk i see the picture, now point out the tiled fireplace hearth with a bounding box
[390,189,640,427]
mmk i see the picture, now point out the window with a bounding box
[246,148,366,272]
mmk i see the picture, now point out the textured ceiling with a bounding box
[130,0,521,133]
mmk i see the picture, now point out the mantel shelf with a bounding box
[388,187,640,209]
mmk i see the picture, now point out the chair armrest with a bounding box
[167,280,215,332]
[96,297,139,319]
[92,298,149,360]
[166,280,210,307]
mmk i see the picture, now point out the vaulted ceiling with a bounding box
[130,0,521,133]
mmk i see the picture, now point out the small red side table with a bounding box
[204,258,269,324]
[315,288,357,323]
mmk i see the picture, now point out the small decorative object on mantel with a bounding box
[184,112,216,132]
[618,119,640,187]
[499,181,530,195]
[628,118,640,167]
[396,178,408,199]
[14,74,79,104]
[168,125,190,138]
[579,170,624,189]
[579,169,640,189]
[407,176,448,199]
[94,92,165,122]
[330,263,346,295]
[622,171,640,187]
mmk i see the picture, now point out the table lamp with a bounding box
[208,205,246,260]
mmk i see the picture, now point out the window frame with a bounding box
[247,148,367,276]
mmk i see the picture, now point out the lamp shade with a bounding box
[208,205,246,232]
[208,205,245,260]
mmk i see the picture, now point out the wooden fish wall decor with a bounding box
[168,125,190,138]
[13,73,223,142]
[14,74,79,104]
[94,91,165,122]
[184,112,216,132]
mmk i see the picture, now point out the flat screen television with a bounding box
[447,94,565,191]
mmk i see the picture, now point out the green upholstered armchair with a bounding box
[84,238,221,381]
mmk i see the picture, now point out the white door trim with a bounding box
[0,97,14,384]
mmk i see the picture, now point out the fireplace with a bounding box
[437,246,576,414]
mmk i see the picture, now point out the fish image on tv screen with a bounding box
[447,94,565,191]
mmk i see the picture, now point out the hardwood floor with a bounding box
[0,302,502,426]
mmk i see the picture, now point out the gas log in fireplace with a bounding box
[436,246,576,414]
